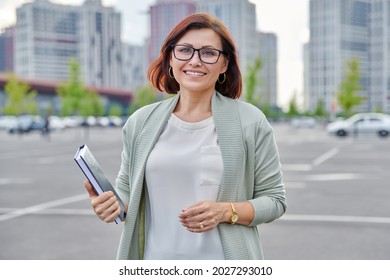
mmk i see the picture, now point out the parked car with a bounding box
[96,116,111,127]
[0,115,17,130]
[62,116,84,128]
[326,113,390,137]
[8,115,45,134]
[81,116,97,127]
[48,116,65,130]
[291,116,316,128]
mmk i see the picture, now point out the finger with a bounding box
[181,203,216,223]
[180,203,206,219]
[182,214,206,227]
[180,212,206,225]
[84,180,98,198]
[102,201,120,223]
[94,194,117,214]
[185,221,215,233]
[90,191,114,209]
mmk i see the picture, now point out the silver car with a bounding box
[326,113,390,137]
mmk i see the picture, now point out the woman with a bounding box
[85,13,286,260]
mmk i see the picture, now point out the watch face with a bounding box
[231,213,238,223]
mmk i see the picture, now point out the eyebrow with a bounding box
[176,43,218,49]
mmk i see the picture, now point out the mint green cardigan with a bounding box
[115,91,286,260]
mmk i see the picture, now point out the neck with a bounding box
[173,90,214,122]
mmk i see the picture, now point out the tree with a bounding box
[260,102,284,121]
[3,73,39,115]
[79,90,104,117]
[337,58,365,117]
[57,58,86,116]
[260,102,272,119]
[128,85,159,115]
[56,58,103,117]
[286,92,300,118]
[374,106,383,113]
[108,104,123,117]
[245,56,262,106]
[313,98,328,118]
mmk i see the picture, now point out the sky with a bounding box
[0,0,309,108]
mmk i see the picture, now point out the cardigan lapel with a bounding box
[132,94,180,189]
[213,92,249,260]
[212,92,245,202]
[129,95,179,259]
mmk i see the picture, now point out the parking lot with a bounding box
[0,122,389,260]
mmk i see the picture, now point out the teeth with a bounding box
[185,71,205,76]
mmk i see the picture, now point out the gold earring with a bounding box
[218,73,226,84]
[169,67,175,79]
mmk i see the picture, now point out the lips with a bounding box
[184,70,206,77]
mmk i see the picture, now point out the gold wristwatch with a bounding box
[229,203,239,224]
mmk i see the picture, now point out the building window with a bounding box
[96,12,102,33]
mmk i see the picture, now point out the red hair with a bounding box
[147,13,242,99]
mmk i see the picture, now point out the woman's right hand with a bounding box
[84,180,121,223]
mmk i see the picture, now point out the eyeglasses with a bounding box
[171,44,226,64]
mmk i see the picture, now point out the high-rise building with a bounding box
[196,0,259,80]
[122,43,148,90]
[14,0,123,89]
[303,43,311,111]
[308,0,390,114]
[369,0,390,113]
[15,0,78,81]
[149,0,196,62]
[79,0,123,89]
[258,32,277,106]
[0,26,15,73]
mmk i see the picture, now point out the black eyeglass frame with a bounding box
[171,44,227,64]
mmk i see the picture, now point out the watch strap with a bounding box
[229,203,238,224]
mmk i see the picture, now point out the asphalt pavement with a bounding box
[0,123,389,260]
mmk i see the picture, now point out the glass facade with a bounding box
[0,27,14,72]
[149,1,196,63]
[308,0,390,114]
[15,0,122,89]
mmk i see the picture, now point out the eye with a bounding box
[176,46,193,54]
[201,48,218,57]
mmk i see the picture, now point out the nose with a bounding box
[189,49,202,65]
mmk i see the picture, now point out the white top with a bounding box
[144,113,225,259]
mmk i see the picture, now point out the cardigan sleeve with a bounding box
[114,118,132,206]
[114,105,150,205]
[248,117,287,226]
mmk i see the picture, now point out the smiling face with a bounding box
[170,28,228,96]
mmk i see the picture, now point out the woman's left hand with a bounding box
[179,201,229,233]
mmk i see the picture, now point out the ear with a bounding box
[220,56,229,73]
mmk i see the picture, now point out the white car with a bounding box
[48,116,65,130]
[291,117,316,128]
[326,113,390,137]
[0,116,17,130]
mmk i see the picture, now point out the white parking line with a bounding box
[0,178,33,185]
[0,208,92,215]
[281,214,390,224]
[304,173,366,181]
[0,194,87,222]
[312,147,340,166]
[282,164,312,171]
